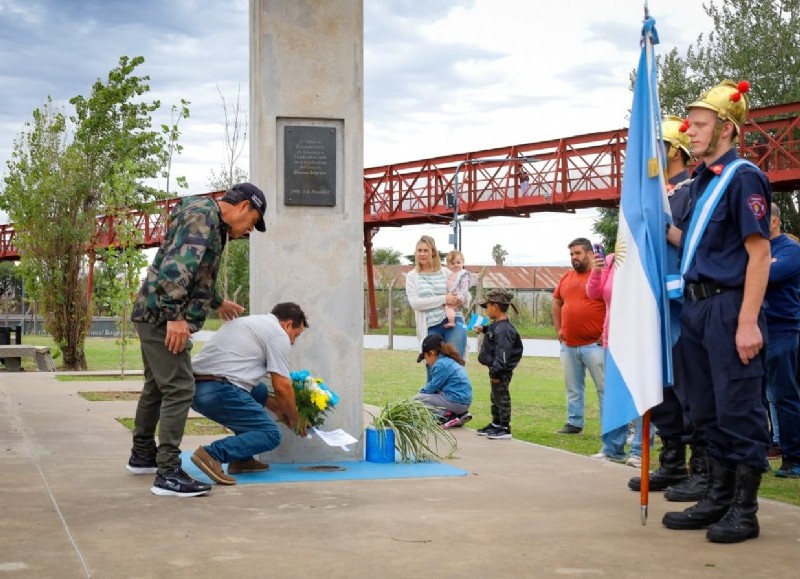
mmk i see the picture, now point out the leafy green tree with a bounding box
[680,0,800,235]
[224,239,251,311]
[595,0,800,242]
[1,100,92,368]
[592,207,619,253]
[371,247,403,265]
[0,261,23,325]
[208,169,250,311]
[0,261,22,303]
[1,56,186,369]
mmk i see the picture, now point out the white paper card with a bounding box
[311,427,358,451]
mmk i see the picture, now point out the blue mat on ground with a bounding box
[180,451,469,484]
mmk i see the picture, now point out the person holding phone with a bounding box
[585,243,636,463]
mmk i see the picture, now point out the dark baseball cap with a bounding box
[417,333,444,363]
[231,182,267,232]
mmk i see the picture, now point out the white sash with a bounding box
[666,158,756,298]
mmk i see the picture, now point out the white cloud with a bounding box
[0,0,713,263]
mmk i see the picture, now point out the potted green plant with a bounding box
[366,398,457,463]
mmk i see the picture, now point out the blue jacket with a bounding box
[419,355,473,405]
[765,233,800,333]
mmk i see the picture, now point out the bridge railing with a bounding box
[2,102,799,260]
[363,129,627,227]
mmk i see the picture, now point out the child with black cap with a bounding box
[415,334,473,428]
[474,288,523,439]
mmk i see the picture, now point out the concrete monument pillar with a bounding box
[249,0,364,462]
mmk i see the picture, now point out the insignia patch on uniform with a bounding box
[709,164,723,175]
[747,194,767,219]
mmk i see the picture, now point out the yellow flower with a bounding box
[310,390,328,411]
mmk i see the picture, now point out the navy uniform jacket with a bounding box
[681,148,771,287]
[667,170,692,231]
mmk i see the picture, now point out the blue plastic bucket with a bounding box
[365,427,395,463]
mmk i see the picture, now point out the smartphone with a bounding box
[592,243,605,260]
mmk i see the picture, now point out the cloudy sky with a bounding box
[0,0,713,264]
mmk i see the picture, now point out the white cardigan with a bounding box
[405,267,471,346]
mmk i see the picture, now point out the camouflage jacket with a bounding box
[131,196,227,333]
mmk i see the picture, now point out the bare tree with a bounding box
[210,84,249,298]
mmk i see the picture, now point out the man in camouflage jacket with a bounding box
[127,182,267,497]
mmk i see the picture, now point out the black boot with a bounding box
[662,457,735,530]
[628,437,688,491]
[664,443,709,502]
[706,463,762,543]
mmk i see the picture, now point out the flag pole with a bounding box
[640,0,652,527]
[640,409,651,524]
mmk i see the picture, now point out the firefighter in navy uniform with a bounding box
[661,80,772,544]
[628,115,709,501]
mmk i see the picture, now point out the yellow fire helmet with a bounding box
[687,79,751,132]
[662,115,691,157]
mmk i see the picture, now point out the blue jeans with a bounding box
[428,316,467,359]
[766,330,800,460]
[629,417,655,458]
[191,380,280,463]
[559,342,605,428]
[601,424,628,460]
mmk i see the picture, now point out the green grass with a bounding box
[367,322,558,339]
[364,349,800,507]
[115,417,229,436]
[16,334,797,506]
[78,391,141,401]
[63,375,143,382]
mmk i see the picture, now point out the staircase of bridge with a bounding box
[1,101,799,261]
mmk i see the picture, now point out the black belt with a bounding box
[193,374,230,384]
[684,282,739,301]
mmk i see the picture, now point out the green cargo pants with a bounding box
[132,322,194,474]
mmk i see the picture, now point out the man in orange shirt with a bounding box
[552,238,627,460]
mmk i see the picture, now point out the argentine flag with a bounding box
[602,15,673,434]
[464,312,489,330]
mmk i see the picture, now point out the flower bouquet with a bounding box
[290,370,339,434]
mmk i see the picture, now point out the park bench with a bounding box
[0,345,57,372]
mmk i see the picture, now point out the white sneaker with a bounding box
[591,452,625,464]
[626,455,642,468]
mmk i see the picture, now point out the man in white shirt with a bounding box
[189,302,308,485]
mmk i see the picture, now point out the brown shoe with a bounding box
[191,447,236,485]
[228,458,270,475]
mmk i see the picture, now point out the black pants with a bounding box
[650,341,699,443]
[680,291,769,470]
[490,373,513,427]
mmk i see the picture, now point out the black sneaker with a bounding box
[477,422,498,436]
[556,423,583,434]
[487,425,512,440]
[127,451,157,474]
[151,467,211,497]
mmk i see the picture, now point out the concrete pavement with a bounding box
[1,370,799,578]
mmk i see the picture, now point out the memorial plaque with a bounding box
[284,126,336,206]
